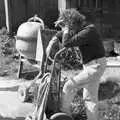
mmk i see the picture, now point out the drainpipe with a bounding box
[4,0,12,34]
[58,0,66,13]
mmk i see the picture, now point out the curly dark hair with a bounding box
[56,8,86,29]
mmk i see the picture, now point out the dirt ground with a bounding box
[0,57,120,120]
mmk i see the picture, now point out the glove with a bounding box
[62,27,71,47]
[46,36,57,57]
[46,45,51,58]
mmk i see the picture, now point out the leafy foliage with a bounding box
[0,27,16,56]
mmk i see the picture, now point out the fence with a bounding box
[0,0,6,28]
[0,0,59,32]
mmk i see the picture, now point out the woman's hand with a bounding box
[46,36,58,57]
[46,45,51,58]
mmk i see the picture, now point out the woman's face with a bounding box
[59,21,82,37]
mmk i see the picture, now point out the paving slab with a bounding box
[0,77,34,120]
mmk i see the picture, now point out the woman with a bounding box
[46,8,106,120]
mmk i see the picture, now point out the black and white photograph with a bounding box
[0,0,120,120]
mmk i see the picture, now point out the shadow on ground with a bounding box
[0,86,18,92]
[0,116,25,120]
[20,71,39,80]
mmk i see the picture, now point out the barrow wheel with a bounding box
[50,113,73,120]
[18,84,29,102]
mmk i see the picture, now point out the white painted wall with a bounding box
[58,0,66,13]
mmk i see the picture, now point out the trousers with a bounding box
[61,57,106,120]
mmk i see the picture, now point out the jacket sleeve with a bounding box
[63,27,92,47]
[47,31,63,50]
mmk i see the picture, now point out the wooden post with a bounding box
[17,55,23,79]
[78,0,81,7]
[4,0,12,33]
[96,0,98,8]
[25,0,28,19]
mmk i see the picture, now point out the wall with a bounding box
[0,0,6,28]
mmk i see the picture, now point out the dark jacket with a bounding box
[55,24,105,64]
